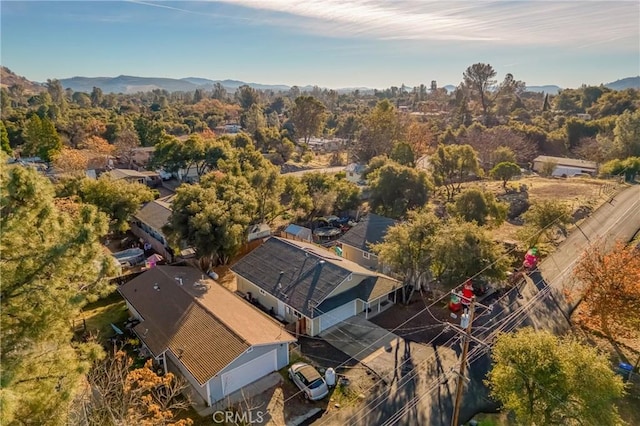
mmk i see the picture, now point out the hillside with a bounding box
[525,85,561,94]
[0,66,44,93]
[3,66,639,95]
[605,76,640,91]
[58,75,200,94]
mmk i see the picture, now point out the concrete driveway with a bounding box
[320,315,436,384]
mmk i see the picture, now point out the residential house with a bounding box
[304,137,347,153]
[337,214,397,271]
[345,163,366,184]
[104,168,149,184]
[532,155,597,177]
[131,195,174,261]
[231,237,402,336]
[119,266,296,407]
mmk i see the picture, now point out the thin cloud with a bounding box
[215,0,639,48]
[126,0,252,21]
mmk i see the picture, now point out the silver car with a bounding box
[288,362,329,401]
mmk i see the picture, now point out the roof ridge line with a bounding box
[165,268,253,347]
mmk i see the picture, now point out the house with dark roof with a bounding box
[119,266,296,407]
[231,237,402,336]
[337,214,397,270]
[131,195,174,261]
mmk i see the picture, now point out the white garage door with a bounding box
[221,349,277,396]
[319,301,355,332]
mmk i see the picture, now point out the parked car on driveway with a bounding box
[288,362,329,401]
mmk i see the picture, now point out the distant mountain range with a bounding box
[604,76,640,91]
[2,67,638,95]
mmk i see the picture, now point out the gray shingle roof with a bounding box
[134,197,172,231]
[231,237,352,317]
[338,214,397,251]
[314,276,400,315]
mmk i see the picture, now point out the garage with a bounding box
[221,349,277,396]
[319,301,355,333]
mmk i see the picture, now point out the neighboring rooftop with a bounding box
[119,265,295,385]
[338,214,397,251]
[106,168,149,180]
[134,196,174,231]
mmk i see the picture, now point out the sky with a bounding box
[1,0,639,89]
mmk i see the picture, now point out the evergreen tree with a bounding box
[22,114,62,161]
[1,165,116,424]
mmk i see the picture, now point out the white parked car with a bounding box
[288,362,329,401]
[156,170,172,181]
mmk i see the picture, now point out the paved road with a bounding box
[312,184,640,426]
[282,166,346,177]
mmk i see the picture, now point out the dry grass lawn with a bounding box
[469,176,614,243]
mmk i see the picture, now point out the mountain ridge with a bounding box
[2,67,638,95]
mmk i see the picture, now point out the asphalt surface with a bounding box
[282,166,346,177]
[312,184,640,426]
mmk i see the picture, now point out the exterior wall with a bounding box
[341,244,379,270]
[311,317,321,337]
[532,160,596,175]
[165,349,209,405]
[130,223,173,261]
[124,300,143,321]
[236,275,315,324]
[207,343,289,404]
[235,276,294,320]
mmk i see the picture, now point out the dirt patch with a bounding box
[368,293,452,345]
[472,176,610,243]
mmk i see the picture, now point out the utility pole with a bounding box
[451,297,476,426]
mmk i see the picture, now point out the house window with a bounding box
[285,306,290,314]
[363,252,370,259]
[294,311,302,318]
[259,289,266,296]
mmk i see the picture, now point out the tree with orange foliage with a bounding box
[52,147,88,175]
[573,240,640,336]
[79,350,192,426]
[405,120,436,157]
[83,135,115,168]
